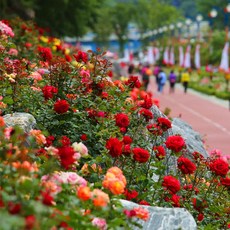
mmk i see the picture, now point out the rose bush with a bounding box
[0,19,229,229]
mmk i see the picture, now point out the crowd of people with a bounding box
[122,61,191,95]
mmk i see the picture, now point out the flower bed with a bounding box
[0,19,230,229]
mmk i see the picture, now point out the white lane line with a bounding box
[166,96,230,136]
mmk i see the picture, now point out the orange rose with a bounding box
[92,189,109,207]
[29,129,46,145]
[77,186,91,201]
[107,179,125,195]
[133,207,149,221]
[102,167,127,195]
[0,117,5,126]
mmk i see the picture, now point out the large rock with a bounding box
[120,200,197,230]
[150,105,208,158]
[172,118,209,158]
[3,112,36,133]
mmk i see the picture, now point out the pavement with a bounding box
[147,77,230,156]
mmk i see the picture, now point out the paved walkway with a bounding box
[147,77,230,156]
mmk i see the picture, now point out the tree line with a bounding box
[0,0,228,54]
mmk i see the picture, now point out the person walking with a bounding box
[141,64,152,91]
[157,69,167,93]
[181,69,190,94]
[168,70,177,93]
[128,63,135,76]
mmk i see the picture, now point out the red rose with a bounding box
[115,113,130,128]
[157,117,172,131]
[38,46,52,61]
[120,127,127,133]
[124,209,136,218]
[197,213,204,222]
[107,70,113,78]
[171,194,181,207]
[65,54,72,62]
[73,51,88,63]
[165,135,185,153]
[25,215,36,230]
[141,95,153,109]
[162,175,180,194]
[0,195,4,207]
[177,156,196,174]
[8,202,21,214]
[124,189,139,201]
[42,85,58,100]
[154,145,166,160]
[220,177,230,187]
[192,151,204,161]
[132,147,150,163]
[42,191,54,206]
[60,136,71,146]
[147,123,162,136]
[80,134,87,141]
[106,137,123,157]
[125,76,141,88]
[122,135,133,145]
[139,108,153,121]
[209,158,229,176]
[139,200,150,206]
[165,194,180,207]
[101,92,109,99]
[25,42,32,49]
[45,135,55,147]
[54,99,69,114]
[57,146,75,169]
[122,144,131,156]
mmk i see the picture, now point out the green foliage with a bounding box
[34,0,105,37]
[200,31,225,66]
[195,0,229,30]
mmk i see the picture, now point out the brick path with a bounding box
[147,77,230,156]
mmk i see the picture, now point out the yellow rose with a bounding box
[40,36,49,43]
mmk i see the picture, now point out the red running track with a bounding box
[146,77,230,156]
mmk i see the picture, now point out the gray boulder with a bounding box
[120,199,197,230]
[3,112,36,133]
[150,105,208,158]
[172,118,209,158]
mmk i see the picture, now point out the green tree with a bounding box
[0,0,106,37]
[0,0,36,19]
[92,5,114,51]
[34,0,105,37]
[195,0,229,30]
[109,2,133,56]
[201,30,225,65]
[133,0,181,47]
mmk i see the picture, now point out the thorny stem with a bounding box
[128,160,136,185]
[146,136,158,177]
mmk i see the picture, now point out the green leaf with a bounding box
[3,96,14,105]
[6,87,13,95]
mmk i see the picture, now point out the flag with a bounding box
[163,47,169,65]
[194,44,201,69]
[147,46,155,65]
[179,46,184,67]
[169,47,175,66]
[129,50,134,63]
[219,42,229,73]
[154,47,160,61]
[124,49,133,63]
[184,45,191,68]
